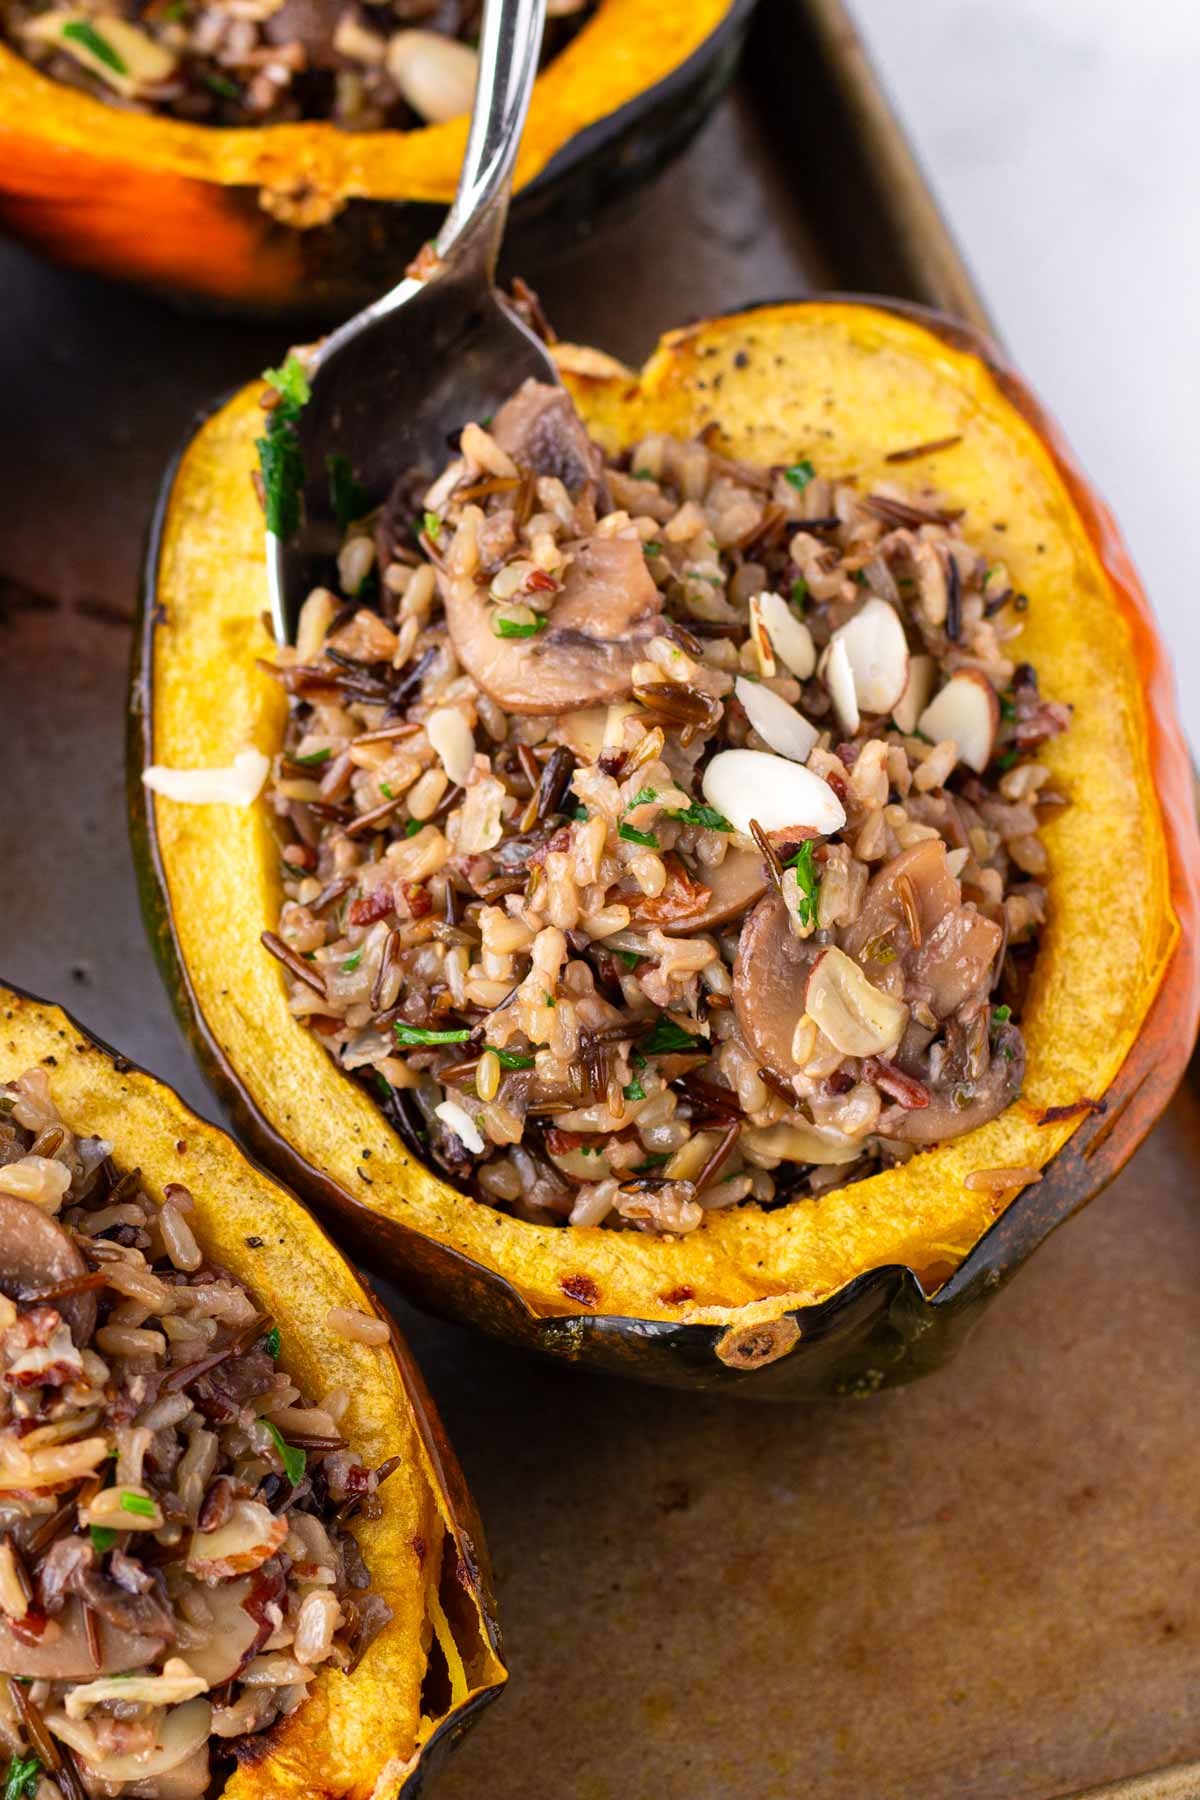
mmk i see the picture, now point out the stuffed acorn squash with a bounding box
[0,0,752,314]
[0,983,506,1793]
[131,300,1200,1395]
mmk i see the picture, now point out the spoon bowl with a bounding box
[268,0,554,643]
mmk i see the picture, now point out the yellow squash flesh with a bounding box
[0,986,506,1798]
[140,300,1182,1331]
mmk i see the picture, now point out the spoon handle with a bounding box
[437,0,548,277]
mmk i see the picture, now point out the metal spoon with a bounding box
[267,0,554,645]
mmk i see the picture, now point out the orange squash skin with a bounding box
[0,0,752,315]
[130,299,1200,1395]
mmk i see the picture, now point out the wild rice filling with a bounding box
[0,1071,394,1799]
[2,0,590,129]
[263,368,1070,1236]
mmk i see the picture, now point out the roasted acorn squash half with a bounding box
[0,0,751,316]
[0,982,506,1790]
[131,299,1200,1395]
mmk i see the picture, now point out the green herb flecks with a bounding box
[790,577,808,613]
[641,1018,705,1057]
[422,510,442,542]
[784,839,819,928]
[294,746,331,767]
[493,615,547,640]
[341,950,363,972]
[120,1492,156,1518]
[4,1755,40,1800]
[991,1004,1012,1028]
[618,822,660,849]
[326,451,369,533]
[784,459,815,492]
[491,1049,535,1070]
[265,1420,306,1487]
[62,17,126,70]
[393,1024,472,1047]
[404,819,423,837]
[615,950,642,970]
[201,69,241,101]
[265,1326,282,1358]
[256,354,311,543]
[627,787,658,809]
[623,1075,647,1102]
[669,802,731,832]
[89,1526,117,1554]
[643,541,663,557]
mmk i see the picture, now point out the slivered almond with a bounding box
[917,670,999,773]
[734,677,818,764]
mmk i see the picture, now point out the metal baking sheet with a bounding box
[2,3,1198,1794]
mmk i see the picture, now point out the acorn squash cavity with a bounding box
[131,300,1200,1394]
[0,982,507,1791]
[0,0,750,314]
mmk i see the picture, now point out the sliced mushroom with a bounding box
[0,1598,166,1681]
[490,380,604,496]
[841,839,1003,1021]
[0,1193,97,1342]
[673,849,767,935]
[442,533,663,714]
[882,1027,1025,1144]
[732,892,821,1085]
[121,1744,211,1800]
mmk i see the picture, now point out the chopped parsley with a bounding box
[641,1018,705,1056]
[294,746,331,767]
[623,1074,647,1102]
[201,69,241,101]
[784,839,819,928]
[669,801,731,832]
[999,693,1018,723]
[493,615,547,639]
[991,1004,1012,1028]
[62,17,126,70]
[627,786,658,808]
[4,1755,40,1800]
[618,822,660,848]
[326,451,369,533]
[341,950,363,972]
[89,1525,117,1554]
[643,541,663,557]
[615,949,642,970]
[256,354,310,542]
[633,1153,672,1172]
[394,1024,471,1046]
[570,804,588,822]
[265,1326,282,1358]
[995,749,1019,771]
[784,459,815,492]
[634,467,655,480]
[491,1048,535,1070]
[790,577,808,613]
[265,1420,306,1487]
[404,818,423,837]
[422,510,442,541]
[120,1492,156,1518]
[380,783,394,799]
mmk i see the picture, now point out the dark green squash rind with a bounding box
[129,299,1200,1396]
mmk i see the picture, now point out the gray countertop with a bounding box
[854,0,1200,749]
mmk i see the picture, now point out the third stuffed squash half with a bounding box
[0,983,505,1794]
[131,300,1200,1396]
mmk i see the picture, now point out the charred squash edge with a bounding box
[0,981,507,1791]
[129,297,1200,1396]
[0,0,753,310]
